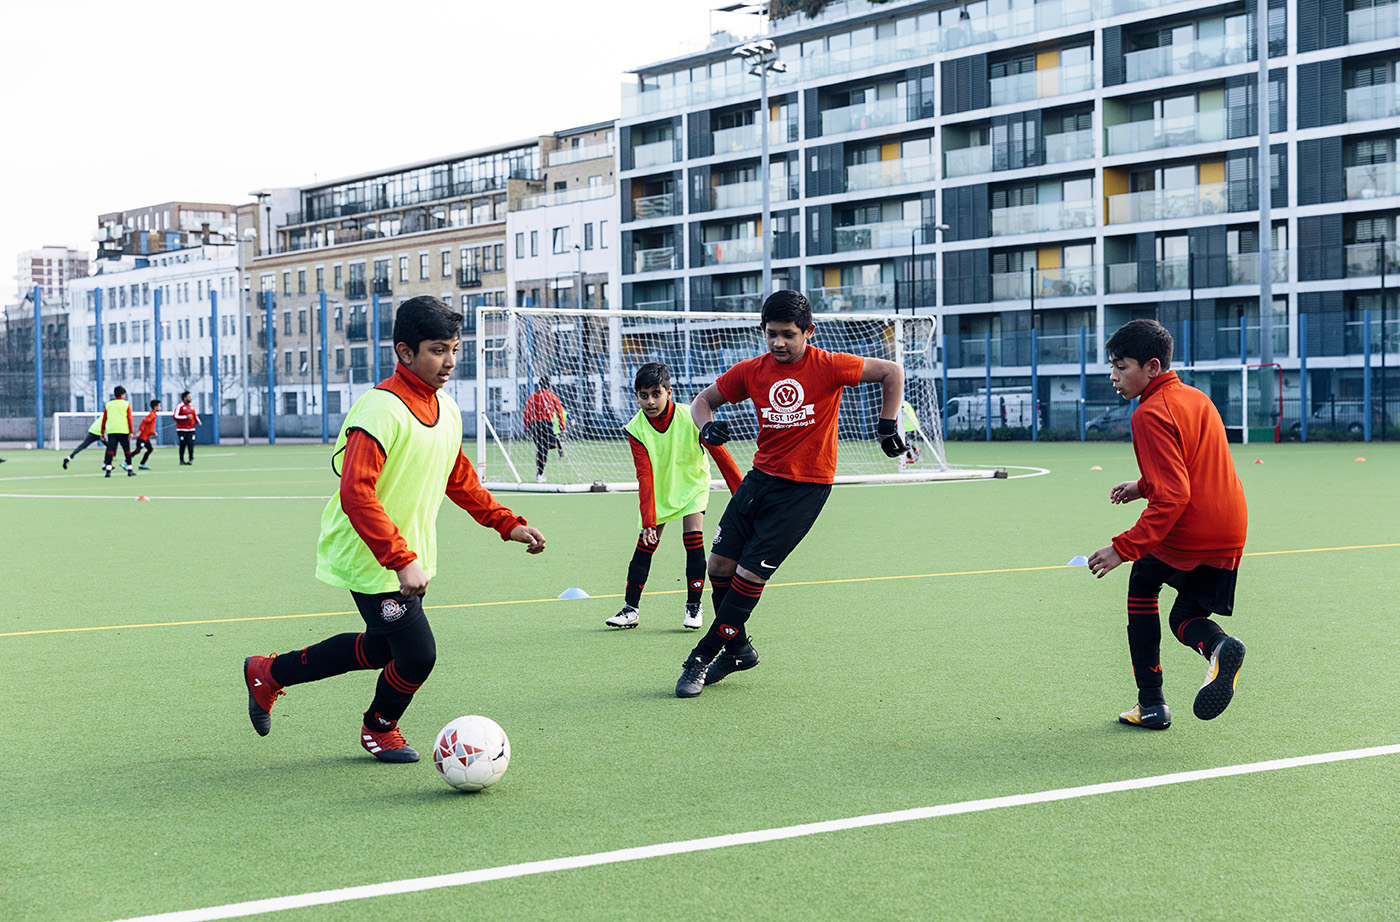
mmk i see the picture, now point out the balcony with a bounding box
[834,220,925,253]
[1348,4,1400,43]
[545,142,615,168]
[711,121,789,154]
[1049,129,1096,164]
[711,177,797,210]
[634,247,679,273]
[991,265,1098,300]
[845,155,938,193]
[989,63,1094,107]
[1107,183,1227,225]
[945,145,992,179]
[457,268,482,289]
[515,183,613,211]
[807,283,895,313]
[1036,330,1094,364]
[634,192,678,219]
[990,200,1097,236]
[1106,259,1188,293]
[345,280,367,300]
[373,278,392,295]
[1123,35,1248,83]
[1226,252,1289,285]
[820,97,907,136]
[1346,162,1400,200]
[1105,111,1226,156]
[703,237,765,266]
[633,298,679,312]
[633,139,676,169]
[1344,241,1400,278]
[713,292,763,312]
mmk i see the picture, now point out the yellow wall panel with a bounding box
[881,142,900,161]
[1199,160,1225,184]
[1036,50,1059,70]
[1038,248,1061,270]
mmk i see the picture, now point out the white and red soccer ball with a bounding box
[433,715,510,792]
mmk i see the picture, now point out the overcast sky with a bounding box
[2,0,759,298]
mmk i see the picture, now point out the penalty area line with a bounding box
[110,742,1400,922]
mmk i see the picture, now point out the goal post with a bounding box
[52,411,181,451]
[471,305,997,491]
[1174,362,1283,444]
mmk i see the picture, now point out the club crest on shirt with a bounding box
[761,377,815,427]
[380,598,407,622]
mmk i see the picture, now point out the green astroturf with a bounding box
[1,442,1397,921]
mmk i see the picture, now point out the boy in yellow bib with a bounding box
[607,362,742,630]
[243,296,546,763]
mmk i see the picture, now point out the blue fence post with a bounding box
[371,292,381,385]
[1182,318,1192,373]
[1299,314,1308,443]
[1030,327,1039,441]
[984,330,992,442]
[319,290,330,443]
[153,288,163,411]
[1239,316,1247,365]
[940,326,949,442]
[33,286,44,448]
[95,286,104,409]
[1079,325,1087,441]
[264,291,276,445]
[1363,308,1373,442]
[210,291,221,445]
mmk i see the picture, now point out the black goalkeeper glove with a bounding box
[877,418,907,458]
[700,420,731,446]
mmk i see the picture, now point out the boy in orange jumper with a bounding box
[1088,319,1247,730]
[134,399,161,469]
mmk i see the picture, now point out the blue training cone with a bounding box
[557,587,590,600]
[1066,555,1089,567]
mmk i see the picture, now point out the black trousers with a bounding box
[178,430,196,462]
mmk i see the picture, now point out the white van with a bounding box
[945,390,1035,429]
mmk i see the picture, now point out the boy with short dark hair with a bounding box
[243,296,547,763]
[174,391,199,465]
[1088,319,1248,730]
[607,361,743,631]
[134,399,161,470]
[677,289,907,697]
[523,376,566,483]
[100,386,136,478]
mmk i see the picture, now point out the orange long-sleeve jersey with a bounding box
[339,365,526,571]
[627,402,744,529]
[1112,372,1247,569]
[136,410,159,441]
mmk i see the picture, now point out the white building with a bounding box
[16,246,89,303]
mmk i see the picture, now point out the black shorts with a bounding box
[177,430,195,445]
[1129,555,1239,616]
[350,589,428,636]
[710,469,832,578]
[135,438,152,452]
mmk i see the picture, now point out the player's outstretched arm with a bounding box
[860,358,907,456]
[691,385,731,445]
[509,525,546,554]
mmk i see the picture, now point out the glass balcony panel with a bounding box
[1107,263,1138,293]
[1347,3,1400,43]
[991,272,1031,301]
[1346,84,1400,122]
[516,184,613,211]
[633,140,676,169]
[1045,129,1095,164]
[1105,110,1227,155]
[820,97,907,136]
[1345,162,1400,200]
[634,247,678,273]
[633,298,678,312]
[713,292,763,313]
[989,201,1097,236]
[1106,183,1227,224]
[1123,35,1248,83]
[712,178,794,210]
[1034,265,1098,297]
[633,193,676,220]
[1226,251,1289,285]
[545,142,615,167]
[703,237,765,266]
[945,145,993,178]
[833,219,924,252]
[1156,257,1190,290]
[711,121,789,154]
[807,283,895,313]
[1036,330,1091,364]
[1344,241,1400,277]
[845,155,938,192]
[954,335,1003,367]
[989,63,1095,107]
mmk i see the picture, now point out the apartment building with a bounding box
[95,202,238,258]
[617,0,1400,428]
[15,246,89,302]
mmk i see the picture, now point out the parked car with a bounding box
[1290,402,1393,434]
[1086,402,1134,433]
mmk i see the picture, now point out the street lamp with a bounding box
[734,39,787,299]
[221,225,258,445]
[574,242,583,311]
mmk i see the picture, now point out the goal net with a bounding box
[1174,363,1283,443]
[53,412,181,451]
[472,306,991,491]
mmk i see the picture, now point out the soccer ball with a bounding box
[433,715,510,792]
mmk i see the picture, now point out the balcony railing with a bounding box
[807,283,895,313]
[545,142,615,167]
[346,321,368,342]
[1347,3,1400,43]
[1105,110,1227,156]
[457,268,482,288]
[991,265,1098,300]
[711,121,790,154]
[634,247,678,273]
[703,237,765,266]
[1107,183,1227,224]
[1123,35,1249,83]
[634,192,678,219]
[1348,82,1400,123]
[1105,259,1189,293]
[989,63,1094,107]
[1036,330,1094,364]
[516,183,613,212]
[712,177,797,210]
[373,278,392,295]
[1045,129,1095,164]
[989,200,1097,236]
[1346,162,1400,200]
[1226,252,1289,285]
[1344,241,1400,278]
[633,139,677,169]
[820,97,907,136]
[845,155,938,192]
[945,145,992,178]
[345,280,367,300]
[834,220,925,253]
[713,292,763,312]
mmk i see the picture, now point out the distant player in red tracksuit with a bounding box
[174,391,200,465]
[134,399,161,470]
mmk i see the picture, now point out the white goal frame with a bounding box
[52,411,177,450]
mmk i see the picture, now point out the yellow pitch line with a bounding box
[4,543,1395,639]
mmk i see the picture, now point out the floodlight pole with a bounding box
[1256,0,1273,368]
[33,286,43,448]
[1382,233,1388,441]
[736,40,784,299]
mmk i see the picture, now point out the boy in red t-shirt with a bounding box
[676,290,907,698]
[174,391,200,465]
[134,399,161,469]
[1088,319,1248,730]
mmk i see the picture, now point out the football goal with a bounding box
[471,306,997,491]
[53,411,180,451]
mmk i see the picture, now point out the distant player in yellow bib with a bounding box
[242,296,547,765]
[898,398,921,468]
[606,362,743,631]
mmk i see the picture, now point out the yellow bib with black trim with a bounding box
[624,402,711,528]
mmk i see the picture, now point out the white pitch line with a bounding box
[110,742,1400,922]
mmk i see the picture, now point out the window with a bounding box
[552,226,571,254]
[335,347,345,372]
[316,267,324,292]
[334,265,342,290]
[494,244,504,271]
[298,349,309,376]
[441,250,451,277]
[334,306,343,331]
[283,311,292,335]
[282,271,290,295]
[420,252,430,279]
[530,230,538,256]
[298,309,307,334]
[515,232,525,258]
[600,221,608,247]
[584,223,595,250]
[283,391,298,415]
[399,255,409,282]
[297,269,306,294]
[284,351,292,374]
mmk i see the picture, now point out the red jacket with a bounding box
[136,410,159,441]
[523,389,565,429]
[174,401,199,431]
[1112,372,1247,569]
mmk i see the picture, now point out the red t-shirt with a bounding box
[136,410,159,441]
[715,345,864,484]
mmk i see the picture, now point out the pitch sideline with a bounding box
[109,742,1400,922]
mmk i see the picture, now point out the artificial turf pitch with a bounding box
[1,441,1397,921]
